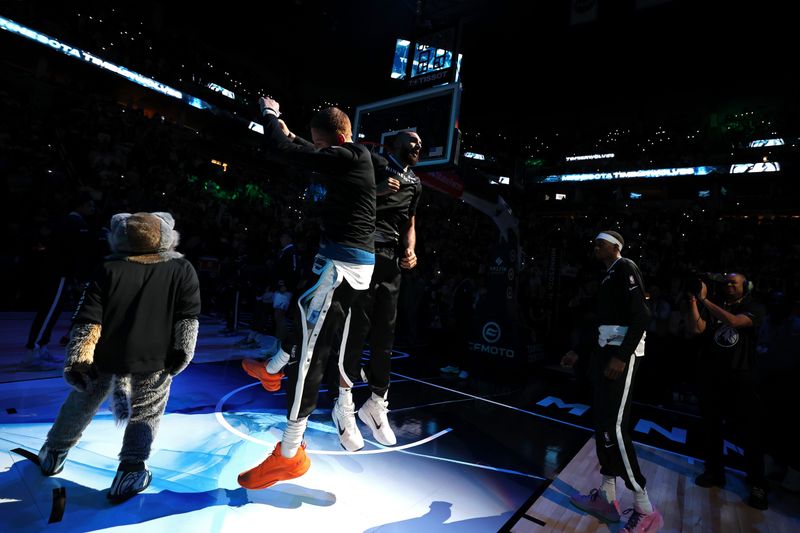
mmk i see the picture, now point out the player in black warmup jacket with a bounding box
[332,131,422,451]
[562,231,664,533]
[238,98,377,489]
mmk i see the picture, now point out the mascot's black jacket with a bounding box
[69,212,201,375]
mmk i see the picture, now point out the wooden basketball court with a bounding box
[507,438,800,532]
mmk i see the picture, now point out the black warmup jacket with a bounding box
[261,114,376,254]
[592,257,651,362]
[73,256,201,373]
[374,154,422,245]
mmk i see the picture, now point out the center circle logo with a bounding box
[482,322,501,343]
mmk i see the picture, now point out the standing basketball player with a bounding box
[561,231,663,533]
[237,97,376,489]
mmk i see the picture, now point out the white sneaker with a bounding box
[358,396,397,446]
[332,397,364,451]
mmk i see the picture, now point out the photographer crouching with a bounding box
[686,272,768,509]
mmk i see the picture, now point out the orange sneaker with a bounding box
[238,442,311,489]
[241,358,284,392]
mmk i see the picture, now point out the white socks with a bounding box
[267,348,291,374]
[339,387,353,405]
[600,476,652,513]
[634,487,654,514]
[281,417,307,458]
[599,476,652,514]
[601,475,616,503]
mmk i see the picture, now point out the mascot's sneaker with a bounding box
[38,445,68,476]
[332,397,365,451]
[358,397,397,446]
[107,462,152,502]
[241,358,284,392]
[238,442,310,489]
[570,489,621,522]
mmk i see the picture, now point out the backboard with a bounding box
[353,83,461,168]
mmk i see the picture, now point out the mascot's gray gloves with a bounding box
[64,323,101,392]
[65,364,99,393]
[168,318,199,376]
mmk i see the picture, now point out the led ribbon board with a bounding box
[1,15,213,111]
[1,15,272,134]
[565,153,615,161]
[540,166,720,183]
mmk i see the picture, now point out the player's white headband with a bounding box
[596,232,623,250]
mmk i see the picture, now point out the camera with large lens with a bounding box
[683,271,727,297]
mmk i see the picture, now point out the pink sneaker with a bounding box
[621,507,664,532]
[569,488,621,522]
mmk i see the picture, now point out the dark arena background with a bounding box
[1,1,799,531]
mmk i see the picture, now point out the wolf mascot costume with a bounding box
[37,212,200,502]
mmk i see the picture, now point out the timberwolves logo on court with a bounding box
[714,325,739,348]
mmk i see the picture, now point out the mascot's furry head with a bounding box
[108,212,182,263]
